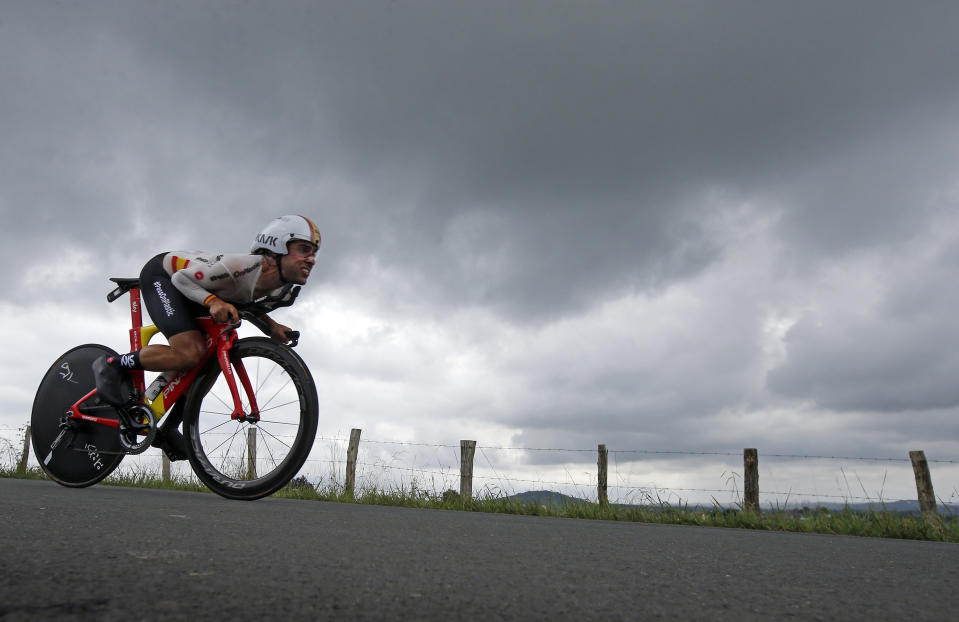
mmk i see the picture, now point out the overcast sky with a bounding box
[4,1,959,504]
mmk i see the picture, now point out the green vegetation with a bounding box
[4,465,958,542]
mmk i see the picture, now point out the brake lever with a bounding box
[285,330,300,347]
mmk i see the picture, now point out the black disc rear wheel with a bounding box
[31,344,125,487]
[182,337,318,500]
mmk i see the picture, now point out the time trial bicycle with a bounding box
[30,276,318,500]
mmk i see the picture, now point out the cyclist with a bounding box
[93,214,321,459]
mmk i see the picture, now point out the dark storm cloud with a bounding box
[7,2,957,318]
[0,3,220,297]
[124,1,954,198]
[118,1,959,319]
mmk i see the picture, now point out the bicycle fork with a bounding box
[216,327,260,423]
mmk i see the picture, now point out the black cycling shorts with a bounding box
[139,253,209,338]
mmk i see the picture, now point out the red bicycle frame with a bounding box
[66,284,261,428]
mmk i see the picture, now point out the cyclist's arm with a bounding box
[170,269,217,305]
[257,313,295,343]
[169,255,254,300]
[169,271,238,323]
[207,297,239,324]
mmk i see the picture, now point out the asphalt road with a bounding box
[2,478,958,621]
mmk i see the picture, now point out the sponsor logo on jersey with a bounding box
[233,264,259,278]
[209,272,230,282]
[194,271,204,280]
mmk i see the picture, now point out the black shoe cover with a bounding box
[92,355,133,406]
[152,427,188,462]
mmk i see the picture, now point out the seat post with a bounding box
[128,286,146,394]
[129,286,144,343]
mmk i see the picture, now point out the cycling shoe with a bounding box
[92,355,133,406]
[152,427,188,462]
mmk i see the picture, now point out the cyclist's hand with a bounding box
[269,321,295,343]
[209,298,239,324]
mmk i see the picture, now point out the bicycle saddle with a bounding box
[107,277,141,303]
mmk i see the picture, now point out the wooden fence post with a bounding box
[247,428,257,479]
[460,440,476,502]
[598,444,608,507]
[162,453,170,483]
[17,425,31,474]
[909,450,941,528]
[345,428,362,497]
[743,448,759,513]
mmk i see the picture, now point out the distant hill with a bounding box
[506,490,959,516]
[507,490,591,507]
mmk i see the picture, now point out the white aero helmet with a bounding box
[251,215,321,255]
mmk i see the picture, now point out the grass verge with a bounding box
[4,466,957,542]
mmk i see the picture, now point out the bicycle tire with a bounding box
[31,344,125,487]
[181,337,318,500]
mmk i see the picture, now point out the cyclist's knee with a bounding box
[177,348,205,369]
[169,332,206,369]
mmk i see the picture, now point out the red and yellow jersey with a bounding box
[162,251,282,306]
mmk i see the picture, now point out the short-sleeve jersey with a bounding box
[162,252,281,306]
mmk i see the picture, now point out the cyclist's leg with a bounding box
[136,255,210,459]
[101,254,204,373]
[138,253,211,370]
[94,254,206,401]
[138,330,206,371]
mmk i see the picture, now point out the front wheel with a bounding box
[181,337,318,500]
[31,344,125,487]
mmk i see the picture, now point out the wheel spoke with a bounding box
[207,421,245,456]
[198,413,238,436]
[257,425,294,451]
[254,376,292,413]
[208,385,236,415]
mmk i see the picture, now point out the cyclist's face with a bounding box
[281,241,317,284]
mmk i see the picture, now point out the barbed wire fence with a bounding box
[325,436,959,508]
[4,424,959,509]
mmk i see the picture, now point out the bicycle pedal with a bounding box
[117,403,157,455]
